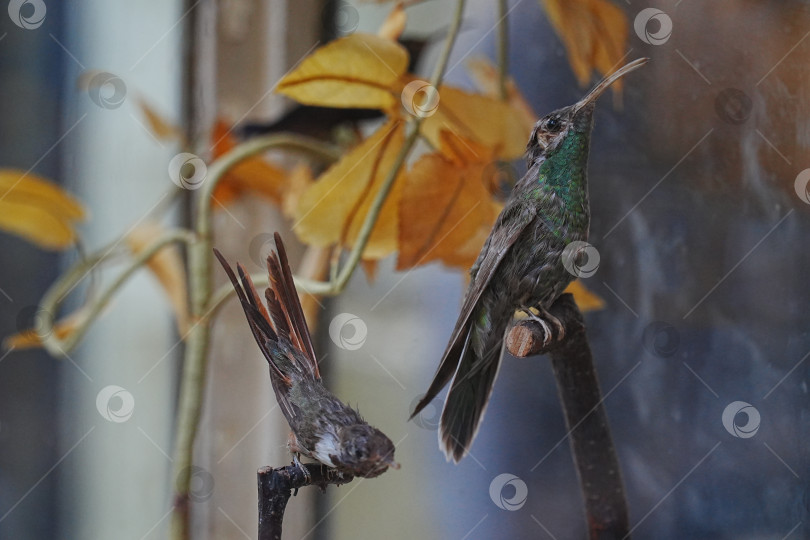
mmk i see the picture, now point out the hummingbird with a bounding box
[410,59,648,462]
[214,233,399,478]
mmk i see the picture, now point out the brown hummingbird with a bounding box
[410,59,648,462]
[214,234,399,478]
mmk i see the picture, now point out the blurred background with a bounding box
[1,0,809,539]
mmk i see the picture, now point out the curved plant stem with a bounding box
[37,229,195,357]
[497,0,509,100]
[168,134,341,540]
[326,0,467,293]
[169,0,468,532]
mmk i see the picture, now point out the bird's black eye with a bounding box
[545,116,562,132]
[355,449,365,459]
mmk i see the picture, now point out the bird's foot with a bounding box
[292,453,311,492]
[523,307,565,345]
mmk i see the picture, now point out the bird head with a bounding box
[337,424,400,478]
[526,58,648,164]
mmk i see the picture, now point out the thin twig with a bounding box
[37,228,196,357]
[496,0,509,100]
[327,0,468,295]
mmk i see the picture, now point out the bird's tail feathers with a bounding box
[439,309,510,462]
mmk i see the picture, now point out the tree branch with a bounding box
[506,294,630,540]
[257,464,353,540]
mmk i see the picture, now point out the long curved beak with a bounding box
[573,58,649,114]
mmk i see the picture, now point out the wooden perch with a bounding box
[258,463,353,540]
[506,293,631,540]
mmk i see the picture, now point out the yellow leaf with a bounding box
[397,133,500,270]
[590,0,629,98]
[294,119,405,259]
[277,34,409,110]
[378,3,407,41]
[136,97,181,140]
[564,280,605,311]
[126,222,190,335]
[436,129,491,166]
[465,56,538,132]
[419,84,530,160]
[0,170,85,250]
[282,164,315,219]
[451,202,502,263]
[361,259,379,283]
[541,0,629,90]
[3,308,89,350]
[210,120,289,206]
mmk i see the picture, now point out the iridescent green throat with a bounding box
[531,129,591,237]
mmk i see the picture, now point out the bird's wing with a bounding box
[410,203,537,418]
[213,249,297,423]
[265,232,320,380]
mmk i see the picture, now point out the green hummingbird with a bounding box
[410,58,648,462]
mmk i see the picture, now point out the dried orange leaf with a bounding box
[420,84,530,160]
[136,97,181,140]
[378,3,407,41]
[277,34,409,110]
[541,0,629,89]
[397,140,499,270]
[590,0,629,97]
[0,170,85,250]
[451,202,502,263]
[3,308,90,350]
[210,120,288,206]
[293,120,405,259]
[465,56,538,132]
[361,259,379,283]
[126,222,190,335]
[282,164,315,219]
[435,129,491,166]
[564,280,605,312]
